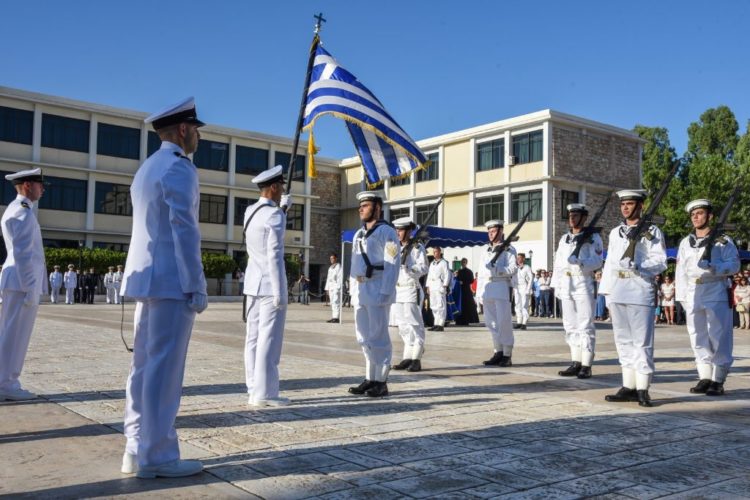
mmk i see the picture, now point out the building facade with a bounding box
[339,110,644,271]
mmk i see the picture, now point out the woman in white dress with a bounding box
[660,274,676,325]
[734,276,750,329]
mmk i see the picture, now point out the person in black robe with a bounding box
[455,259,479,325]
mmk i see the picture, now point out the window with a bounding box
[95,182,132,216]
[476,139,504,171]
[147,131,161,156]
[274,151,305,182]
[199,194,227,224]
[389,206,411,222]
[43,239,80,249]
[512,130,543,164]
[511,190,543,222]
[417,152,439,182]
[193,139,229,171]
[234,196,257,226]
[475,195,504,225]
[0,171,17,205]
[93,241,129,252]
[236,145,269,176]
[41,113,89,153]
[390,175,410,187]
[39,176,87,212]
[286,204,304,231]
[0,106,33,145]
[97,123,140,159]
[415,203,438,226]
[561,190,580,219]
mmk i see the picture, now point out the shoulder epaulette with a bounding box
[173,152,191,161]
[20,201,30,209]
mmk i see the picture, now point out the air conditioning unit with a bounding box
[508,156,517,166]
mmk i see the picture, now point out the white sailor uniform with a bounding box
[113,270,123,304]
[551,231,604,366]
[477,243,518,357]
[394,243,429,362]
[676,233,739,384]
[64,269,77,304]
[49,270,63,303]
[427,258,451,327]
[512,264,534,326]
[325,262,343,320]
[104,271,116,304]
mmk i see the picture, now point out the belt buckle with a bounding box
[695,277,702,284]
[617,271,630,279]
[565,271,572,277]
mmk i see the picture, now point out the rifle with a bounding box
[490,208,532,266]
[401,194,445,265]
[621,160,680,261]
[701,183,741,263]
[570,192,614,259]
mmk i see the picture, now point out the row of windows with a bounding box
[477,130,544,171]
[0,106,304,180]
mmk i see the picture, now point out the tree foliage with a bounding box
[44,247,126,273]
[201,253,238,279]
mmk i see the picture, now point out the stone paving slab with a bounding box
[1,302,749,498]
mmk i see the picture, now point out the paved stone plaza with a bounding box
[1,301,749,499]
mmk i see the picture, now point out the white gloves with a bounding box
[280,194,292,210]
[188,292,208,314]
[23,291,37,307]
[567,255,580,265]
[619,257,634,270]
[272,296,281,308]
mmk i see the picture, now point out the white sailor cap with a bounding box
[5,168,45,185]
[356,191,384,204]
[567,203,588,214]
[685,199,712,213]
[485,219,504,228]
[144,97,205,131]
[251,165,285,187]
[616,189,647,201]
[392,217,416,229]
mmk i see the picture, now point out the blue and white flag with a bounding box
[303,45,428,187]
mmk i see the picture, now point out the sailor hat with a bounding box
[356,191,384,204]
[145,97,205,130]
[484,219,504,228]
[567,203,588,214]
[616,189,647,201]
[685,199,712,213]
[252,165,285,187]
[392,217,416,229]
[5,168,45,185]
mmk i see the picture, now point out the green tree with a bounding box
[44,247,126,272]
[686,105,739,161]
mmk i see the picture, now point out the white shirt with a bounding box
[477,243,518,301]
[325,263,343,291]
[512,264,535,295]
[350,221,400,306]
[64,271,77,288]
[675,233,739,305]
[426,258,451,293]
[396,243,428,304]
[243,197,287,301]
[551,231,604,298]
[0,195,47,296]
[49,271,63,287]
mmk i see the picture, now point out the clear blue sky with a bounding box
[3,0,749,160]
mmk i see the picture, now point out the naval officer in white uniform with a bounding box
[477,219,518,367]
[512,253,534,330]
[243,165,291,407]
[325,253,343,323]
[63,264,77,304]
[426,247,451,331]
[676,199,739,396]
[0,168,48,401]
[599,190,667,407]
[120,97,208,479]
[551,203,604,379]
[49,265,63,304]
[348,191,399,397]
[391,217,429,372]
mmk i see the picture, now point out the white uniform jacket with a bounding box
[243,197,287,302]
[512,264,534,295]
[350,221,399,306]
[63,271,77,289]
[599,223,667,306]
[675,233,739,306]
[426,259,451,293]
[396,243,428,304]
[49,271,63,289]
[121,142,207,300]
[477,244,518,301]
[551,232,604,298]
[104,272,115,287]
[0,195,47,296]
[325,263,343,292]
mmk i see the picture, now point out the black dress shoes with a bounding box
[690,379,712,394]
[605,387,638,402]
[407,360,421,372]
[483,352,503,365]
[498,356,512,367]
[365,381,389,397]
[559,362,582,377]
[348,380,375,395]
[327,318,340,323]
[577,366,592,379]
[392,359,412,370]
[637,390,653,407]
[432,326,444,332]
[705,381,725,396]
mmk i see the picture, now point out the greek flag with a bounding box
[303,45,428,187]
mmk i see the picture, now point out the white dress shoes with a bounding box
[0,388,37,401]
[249,396,290,407]
[135,459,203,479]
[121,452,137,474]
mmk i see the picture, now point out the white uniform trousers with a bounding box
[393,302,425,360]
[513,289,530,326]
[483,297,514,352]
[354,304,392,381]
[329,288,341,319]
[106,286,118,304]
[0,290,39,391]
[50,286,60,304]
[113,284,121,305]
[244,296,286,400]
[65,287,75,304]
[429,289,447,326]
[684,302,733,380]
[607,301,655,374]
[560,295,596,361]
[124,299,195,468]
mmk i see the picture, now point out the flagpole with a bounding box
[286,13,325,196]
